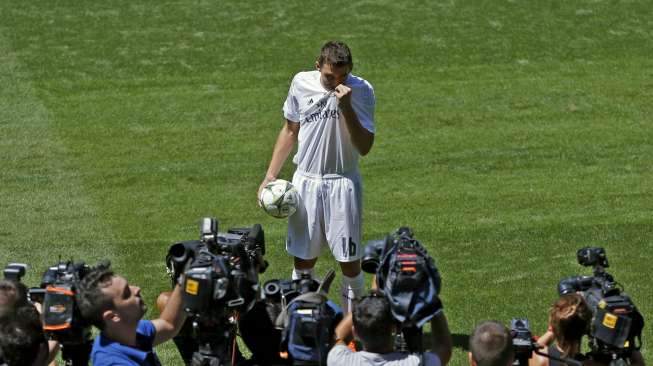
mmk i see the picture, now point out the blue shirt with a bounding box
[91,320,162,366]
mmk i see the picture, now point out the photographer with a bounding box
[0,305,50,366]
[327,292,452,366]
[532,294,645,366]
[468,321,514,366]
[0,279,59,366]
[76,265,186,366]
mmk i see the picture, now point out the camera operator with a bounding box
[0,305,50,366]
[76,265,186,366]
[468,321,514,366]
[0,279,59,366]
[532,294,645,366]
[327,292,452,366]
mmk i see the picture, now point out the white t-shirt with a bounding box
[283,70,375,175]
[327,345,442,366]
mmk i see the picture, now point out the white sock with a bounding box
[340,272,365,314]
[292,267,314,280]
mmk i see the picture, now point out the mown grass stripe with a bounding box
[0,30,120,284]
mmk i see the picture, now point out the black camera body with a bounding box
[557,247,644,363]
[2,261,97,365]
[166,217,267,366]
[509,318,583,366]
[361,227,441,353]
[510,318,534,365]
[39,261,95,347]
[167,218,266,320]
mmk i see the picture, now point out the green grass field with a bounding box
[1,1,651,364]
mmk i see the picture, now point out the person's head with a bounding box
[352,292,396,352]
[0,279,29,317]
[315,40,353,90]
[468,321,514,366]
[77,266,147,332]
[549,293,591,357]
[0,306,49,366]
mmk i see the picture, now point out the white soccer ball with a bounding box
[259,179,299,218]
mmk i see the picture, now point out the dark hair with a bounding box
[469,321,514,366]
[352,292,394,350]
[0,280,29,317]
[76,266,115,330]
[317,41,353,68]
[549,293,591,357]
[0,306,46,366]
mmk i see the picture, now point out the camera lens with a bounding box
[361,258,379,274]
[264,281,281,298]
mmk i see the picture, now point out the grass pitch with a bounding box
[1,1,651,364]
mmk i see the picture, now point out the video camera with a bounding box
[165,217,267,365]
[509,318,582,366]
[557,247,644,363]
[362,227,442,353]
[3,260,105,366]
[261,270,340,366]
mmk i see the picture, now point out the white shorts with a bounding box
[286,170,362,262]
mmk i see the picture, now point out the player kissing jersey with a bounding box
[283,70,375,175]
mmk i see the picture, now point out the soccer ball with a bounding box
[259,179,299,218]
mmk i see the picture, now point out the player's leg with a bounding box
[325,173,365,313]
[293,257,318,280]
[287,171,324,279]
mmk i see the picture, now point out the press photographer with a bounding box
[1,263,63,366]
[553,247,645,366]
[163,217,267,365]
[328,292,452,366]
[0,274,48,366]
[76,262,186,366]
[469,321,514,366]
[328,227,452,366]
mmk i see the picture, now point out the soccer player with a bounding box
[258,40,375,312]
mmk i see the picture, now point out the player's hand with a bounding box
[257,178,272,207]
[334,84,352,108]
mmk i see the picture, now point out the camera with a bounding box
[263,270,340,366]
[3,260,106,366]
[557,247,644,363]
[165,217,267,366]
[361,226,413,274]
[509,318,582,366]
[362,227,441,353]
[167,218,266,318]
[510,318,533,365]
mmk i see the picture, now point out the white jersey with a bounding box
[283,70,375,175]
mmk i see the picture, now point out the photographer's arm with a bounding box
[32,300,60,365]
[333,312,354,345]
[152,284,186,346]
[257,120,300,200]
[430,312,453,365]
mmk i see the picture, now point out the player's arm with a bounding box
[430,312,453,365]
[151,284,186,346]
[334,84,374,156]
[257,119,300,199]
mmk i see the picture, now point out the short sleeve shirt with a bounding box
[283,71,375,175]
[91,320,162,366]
[327,345,442,366]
